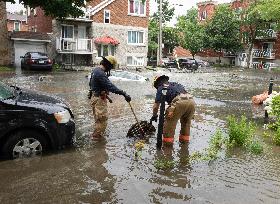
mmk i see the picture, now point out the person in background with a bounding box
[150,75,195,145]
[88,56,131,139]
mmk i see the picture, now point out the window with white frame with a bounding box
[129,0,145,16]
[62,25,74,39]
[14,22,20,31]
[128,31,144,44]
[104,10,110,24]
[200,10,207,20]
[127,56,144,66]
[97,44,115,57]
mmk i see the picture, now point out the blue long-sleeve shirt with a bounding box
[155,82,187,104]
[89,67,125,96]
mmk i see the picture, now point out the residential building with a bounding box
[7,12,28,32]
[26,7,52,33]
[26,0,149,69]
[196,0,280,68]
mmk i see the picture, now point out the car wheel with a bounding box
[2,130,48,159]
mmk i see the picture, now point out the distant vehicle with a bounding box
[147,57,157,67]
[21,52,53,71]
[195,59,210,67]
[163,59,178,68]
[0,81,75,159]
[109,70,149,82]
[178,59,198,71]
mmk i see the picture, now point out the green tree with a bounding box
[148,0,176,58]
[177,8,205,59]
[254,0,280,22]
[205,5,241,64]
[240,0,273,68]
[163,26,179,55]
[152,0,175,24]
[148,19,159,58]
[4,0,87,18]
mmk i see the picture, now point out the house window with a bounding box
[128,31,144,44]
[14,22,20,31]
[97,44,115,57]
[129,0,145,16]
[127,56,144,66]
[104,10,110,24]
[200,10,207,20]
[62,25,74,39]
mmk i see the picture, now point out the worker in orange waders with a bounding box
[150,75,195,145]
[88,56,131,139]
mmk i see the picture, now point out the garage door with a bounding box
[14,41,46,67]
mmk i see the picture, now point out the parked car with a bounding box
[178,59,198,70]
[147,57,157,67]
[195,59,210,67]
[163,59,178,68]
[0,81,75,159]
[21,52,53,71]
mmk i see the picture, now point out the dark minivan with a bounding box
[0,81,75,159]
[21,52,53,70]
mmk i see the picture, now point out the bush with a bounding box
[247,140,263,154]
[265,92,280,145]
[154,158,176,170]
[227,115,256,146]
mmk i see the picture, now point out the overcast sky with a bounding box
[7,0,231,24]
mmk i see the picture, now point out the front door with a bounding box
[78,26,87,50]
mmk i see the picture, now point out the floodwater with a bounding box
[0,68,280,204]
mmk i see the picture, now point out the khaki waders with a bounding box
[91,96,108,136]
[163,94,195,144]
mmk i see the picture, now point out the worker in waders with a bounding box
[88,56,131,139]
[150,75,195,145]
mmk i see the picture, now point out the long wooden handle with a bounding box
[128,102,145,136]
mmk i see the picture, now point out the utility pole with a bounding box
[157,0,163,66]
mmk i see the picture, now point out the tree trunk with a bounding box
[246,42,254,69]
[0,2,11,66]
[192,53,195,59]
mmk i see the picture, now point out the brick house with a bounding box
[7,12,28,32]
[197,0,280,68]
[27,0,149,69]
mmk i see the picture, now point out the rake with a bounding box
[127,102,156,138]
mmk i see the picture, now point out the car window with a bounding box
[30,53,48,58]
[0,82,13,100]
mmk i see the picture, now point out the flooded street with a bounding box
[0,68,280,203]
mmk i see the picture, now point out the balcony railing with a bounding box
[56,38,93,53]
[252,49,275,59]
[256,29,277,39]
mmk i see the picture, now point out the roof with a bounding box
[94,36,119,45]
[7,12,27,22]
[10,31,51,42]
[173,46,192,58]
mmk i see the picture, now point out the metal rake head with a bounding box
[127,121,156,138]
